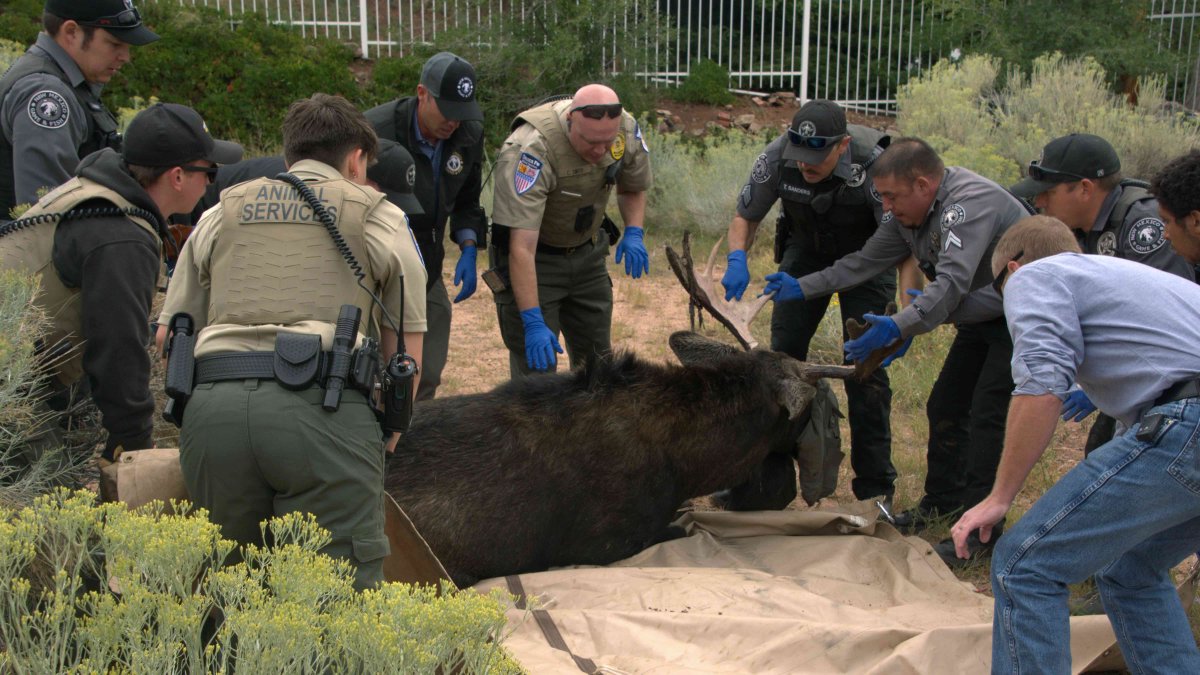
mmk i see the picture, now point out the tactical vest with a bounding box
[511,104,627,248]
[1107,179,1153,233]
[778,125,888,260]
[0,178,159,386]
[208,176,382,333]
[0,51,122,214]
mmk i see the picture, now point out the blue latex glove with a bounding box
[762,272,805,302]
[722,250,750,301]
[844,314,901,362]
[452,245,478,303]
[1061,389,1097,422]
[520,307,563,372]
[882,289,923,367]
[614,226,649,279]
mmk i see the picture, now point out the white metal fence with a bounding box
[173,0,1200,113]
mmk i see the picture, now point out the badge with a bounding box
[611,133,626,161]
[882,210,894,224]
[847,163,866,188]
[869,182,882,203]
[941,203,966,231]
[751,153,771,184]
[1096,231,1117,256]
[1128,217,1166,254]
[28,90,69,129]
[797,120,816,138]
[406,164,417,188]
[514,152,543,195]
[635,122,649,153]
[456,76,474,99]
[446,152,464,175]
[739,184,752,208]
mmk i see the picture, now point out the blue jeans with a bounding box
[990,398,1200,674]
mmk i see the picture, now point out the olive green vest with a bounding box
[208,176,382,332]
[0,177,159,385]
[513,104,628,248]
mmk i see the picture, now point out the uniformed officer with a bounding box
[761,137,1030,565]
[1,0,159,217]
[490,84,652,376]
[364,51,486,400]
[721,100,897,506]
[1011,133,1196,453]
[0,102,241,484]
[160,94,427,590]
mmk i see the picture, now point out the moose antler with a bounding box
[844,302,900,381]
[665,232,773,350]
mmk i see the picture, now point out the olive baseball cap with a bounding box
[122,103,243,168]
[420,52,483,122]
[1011,133,1121,198]
[44,0,160,46]
[782,99,848,164]
[368,140,424,215]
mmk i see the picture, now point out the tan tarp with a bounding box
[476,507,1157,675]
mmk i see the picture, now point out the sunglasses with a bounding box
[1027,160,1085,184]
[787,128,845,150]
[570,103,623,120]
[78,8,143,29]
[181,164,218,184]
[991,249,1024,297]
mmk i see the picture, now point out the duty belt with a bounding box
[195,352,334,384]
[537,238,595,256]
[1154,378,1200,407]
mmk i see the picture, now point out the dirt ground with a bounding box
[653,93,895,136]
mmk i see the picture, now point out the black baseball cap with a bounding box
[368,140,424,215]
[1011,134,1121,198]
[782,99,848,164]
[122,103,243,168]
[45,0,160,46]
[419,52,483,122]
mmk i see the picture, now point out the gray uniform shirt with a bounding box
[1080,185,1194,281]
[797,166,1029,337]
[1,34,96,207]
[1006,253,1200,427]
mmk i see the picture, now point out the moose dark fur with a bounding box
[384,331,852,587]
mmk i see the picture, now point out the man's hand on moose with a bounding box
[762,272,805,302]
[1060,389,1097,422]
[520,307,563,371]
[721,249,750,301]
[844,314,901,362]
[614,226,649,279]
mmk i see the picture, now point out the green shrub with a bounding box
[668,59,735,106]
[0,37,24,74]
[0,0,40,46]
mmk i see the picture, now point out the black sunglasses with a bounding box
[181,164,218,184]
[570,103,623,120]
[992,249,1024,297]
[1027,160,1085,184]
[78,8,143,29]
[787,128,845,150]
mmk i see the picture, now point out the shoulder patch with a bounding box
[1127,217,1166,254]
[940,203,966,231]
[514,152,543,195]
[634,122,649,153]
[881,210,894,224]
[1096,230,1117,256]
[28,90,70,129]
[869,181,882,203]
[847,163,866,188]
[446,152,464,175]
[752,153,772,184]
[611,133,626,160]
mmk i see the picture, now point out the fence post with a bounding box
[360,0,370,59]
[799,0,811,103]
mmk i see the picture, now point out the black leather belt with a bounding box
[195,352,333,384]
[537,238,595,256]
[1155,378,1200,406]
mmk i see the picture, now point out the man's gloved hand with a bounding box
[520,307,562,372]
[844,314,901,362]
[614,226,649,279]
[453,245,478,303]
[882,289,923,366]
[763,272,805,302]
[722,250,750,301]
[1061,389,1097,422]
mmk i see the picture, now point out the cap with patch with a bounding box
[1011,133,1121,199]
[782,99,848,164]
[420,52,483,122]
[368,139,424,215]
[44,0,160,46]
[121,103,243,168]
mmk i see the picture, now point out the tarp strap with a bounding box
[506,575,598,674]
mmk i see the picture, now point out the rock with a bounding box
[734,114,755,129]
[748,122,764,134]
[752,97,767,108]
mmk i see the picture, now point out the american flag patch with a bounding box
[514,152,543,195]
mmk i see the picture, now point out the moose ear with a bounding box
[669,331,740,366]
[777,379,817,421]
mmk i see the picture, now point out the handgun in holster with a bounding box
[600,214,620,246]
[483,223,511,293]
[773,211,791,264]
[162,313,196,428]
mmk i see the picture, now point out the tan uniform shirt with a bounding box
[161,159,426,357]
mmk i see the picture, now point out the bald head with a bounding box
[566,83,623,165]
[572,83,620,107]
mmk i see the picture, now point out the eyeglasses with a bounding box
[181,165,218,184]
[1027,160,1085,184]
[787,129,845,150]
[570,103,623,120]
[991,249,1024,297]
[78,8,143,29]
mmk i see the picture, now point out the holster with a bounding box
[600,214,620,246]
[773,212,791,264]
[273,332,322,390]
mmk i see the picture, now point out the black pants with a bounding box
[772,244,897,500]
[919,317,1014,513]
